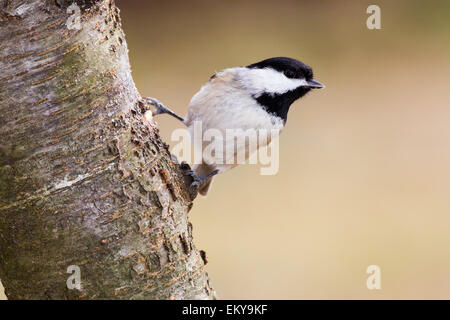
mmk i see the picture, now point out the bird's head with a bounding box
[236,57,324,123]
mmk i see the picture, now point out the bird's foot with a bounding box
[180,162,202,200]
[139,97,184,122]
[180,162,218,200]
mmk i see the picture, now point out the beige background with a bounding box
[2,0,450,299]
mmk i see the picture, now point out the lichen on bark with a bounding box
[0,0,215,299]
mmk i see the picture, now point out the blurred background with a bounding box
[117,0,450,299]
[2,0,450,300]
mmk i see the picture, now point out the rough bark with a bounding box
[0,0,215,299]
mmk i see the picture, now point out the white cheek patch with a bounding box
[236,67,307,97]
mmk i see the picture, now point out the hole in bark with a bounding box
[179,235,190,255]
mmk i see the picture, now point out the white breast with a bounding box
[184,68,285,172]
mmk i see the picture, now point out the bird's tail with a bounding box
[193,162,216,196]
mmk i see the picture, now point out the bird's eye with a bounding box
[284,70,296,78]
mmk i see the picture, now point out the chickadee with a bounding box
[141,57,324,196]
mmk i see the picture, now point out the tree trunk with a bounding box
[0,0,215,300]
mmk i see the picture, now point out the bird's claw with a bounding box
[180,162,219,200]
[138,97,161,114]
[139,97,184,122]
[180,161,200,200]
[189,181,201,197]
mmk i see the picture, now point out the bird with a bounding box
[141,57,324,196]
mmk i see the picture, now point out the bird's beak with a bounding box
[306,79,325,89]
